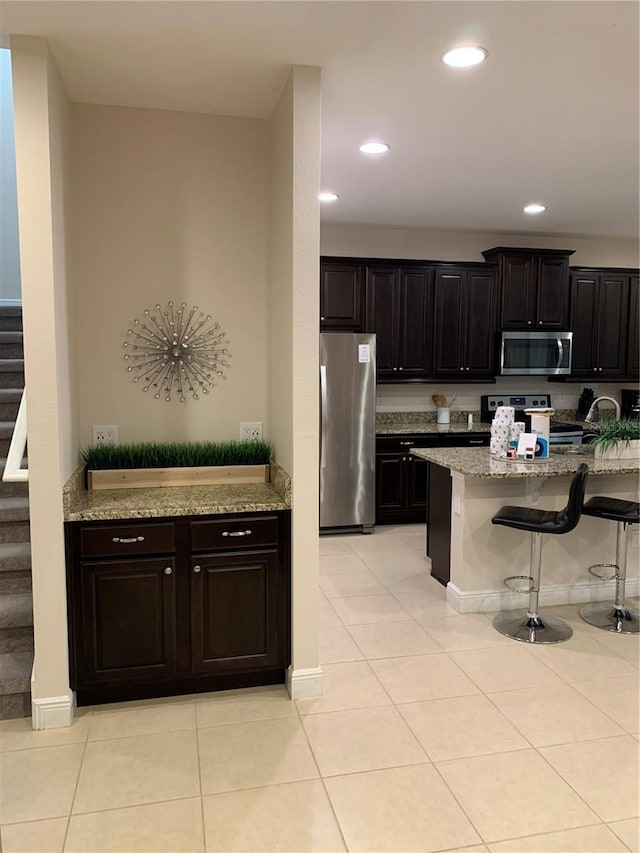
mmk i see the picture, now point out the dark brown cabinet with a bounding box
[627,275,639,378]
[366,265,434,381]
[376,436,431,524]
[320,260,365,331]
[433,267,496,378]
[483,248,574,330]
[66,511,290,705]
[570,270,629,378]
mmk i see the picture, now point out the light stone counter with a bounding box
[63,462,291,522]
[411,446,640,478]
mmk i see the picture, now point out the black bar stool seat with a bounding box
[580,496,639,634]
[491,463,589,644]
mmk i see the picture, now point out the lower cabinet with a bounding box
[66,512,290,705]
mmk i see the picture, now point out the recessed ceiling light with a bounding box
[359,141,390,155]
[442,46,488,68]
[524,203,547,214]
[318,192,339,202]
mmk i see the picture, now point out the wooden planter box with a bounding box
[87,464,270,491]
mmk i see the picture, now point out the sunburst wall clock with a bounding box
[123,301,231,402]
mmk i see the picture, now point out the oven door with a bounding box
[500,332,573,375]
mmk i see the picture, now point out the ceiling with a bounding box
[1,1,638,239]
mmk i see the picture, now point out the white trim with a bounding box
[0,299,22,307]
[2,390,28,482]
[446,578,640,614]
[31,691,76,730]
[286,665,323,700]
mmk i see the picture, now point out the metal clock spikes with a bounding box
[123,302,231,402]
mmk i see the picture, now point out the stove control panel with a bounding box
[481,393,551,412]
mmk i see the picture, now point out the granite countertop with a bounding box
[377,421,492,435]
[63,463,291,522]
[411,447,640,479]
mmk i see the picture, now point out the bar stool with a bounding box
[491,463,589,644]
[579,496,639,634]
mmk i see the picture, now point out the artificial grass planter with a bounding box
[589,420,640,461]
[82,440,272,490]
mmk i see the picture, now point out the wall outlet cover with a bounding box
[92,425,119,446]
[240,422,263,441]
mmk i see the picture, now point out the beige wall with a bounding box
[11,36,76,725]
[71,104,270,448]
[0,48,21,302]
[269,67,322,696]
[321,223,640,268]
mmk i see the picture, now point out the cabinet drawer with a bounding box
[80,522,176,559]
[190,515,279,551]
[376,435,440,454]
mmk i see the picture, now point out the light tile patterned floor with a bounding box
[1,524,638,852]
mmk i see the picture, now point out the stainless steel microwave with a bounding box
[500,331,573,376]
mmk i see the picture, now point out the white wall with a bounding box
[322,223,639,415]
[71,104,270,448]
[11,36,76,727]
[0,48,21,302]
[269,66,322,698]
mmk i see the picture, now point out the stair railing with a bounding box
[3,389,28,482]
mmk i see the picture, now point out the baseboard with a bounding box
[31,691,76,730]
[447,578,640,614]
[0,299,22,307]
[286,666,323,700]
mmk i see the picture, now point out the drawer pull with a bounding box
[163,566,172,575]
[399,441,414,446]
[111,536,145,544]
[221,530,252,537]
[193,565,202,573]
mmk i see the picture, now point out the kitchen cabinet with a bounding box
[627,275,639,378]
[570,269,629,378]
[366,264,434,381]
[482,247,574,330]
[432,267,497,378]
[320,259,366,331]
[66,512,290,705]
[375,433,489,525]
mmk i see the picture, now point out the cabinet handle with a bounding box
[393,367,398,372]
[221,530,252,537]
[402,456,407,462]
[399,441,414,446]
[593,367,598,372]
[398,367,403,371]
[320,316,325,321]
[164,566,172,575]
[599,367,603,372]
[466,367,470,371]
[112,536,145,544]
[527,320,532,325]
[460,366,464,371]
[538,321,543,325]
[193,564,202,573]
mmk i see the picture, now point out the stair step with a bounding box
[0,625,33,654]
[0,496,30,523]
[0,389,22,421]
[0,571,31,595]
[0,307,22,333]
[0,651,33,696]
[0,332,23,360]
[0,458,29,498]
[0,542,31,572]
[0,332,22,343]
[0,594,33,629]
[0,359,24,373]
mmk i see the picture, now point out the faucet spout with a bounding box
[584,396,621,423]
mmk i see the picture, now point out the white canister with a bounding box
[437,407,450,425]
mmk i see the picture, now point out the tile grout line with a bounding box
[193,705,208,853]
[61,727,90,850]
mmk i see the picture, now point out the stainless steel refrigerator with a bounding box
[320,332,376,533]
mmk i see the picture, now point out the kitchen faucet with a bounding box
[584,396,621,423]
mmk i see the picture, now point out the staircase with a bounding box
[0,306,33,719]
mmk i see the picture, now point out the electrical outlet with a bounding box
[240,422,263,441]
[92,425,119,446]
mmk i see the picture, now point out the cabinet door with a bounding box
[396,267,433,379]
[597,275,628,376]
[536,256,570,329]
[406,456,428,513]
[627,275,639,377]
[367,267,399,380]
[375,454,405,517]
[79,557,177,684]
[190,550,282,674]
[499,255,536,329]
[464,271,497,376]
[320,262,364,331]
[433,271,465,375]
[570,274,599,377]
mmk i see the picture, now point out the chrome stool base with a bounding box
[579,602,640,634]
[493,610,573,644]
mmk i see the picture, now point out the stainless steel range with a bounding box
[480,393,584,445]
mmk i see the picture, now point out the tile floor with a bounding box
[1,524,639,852]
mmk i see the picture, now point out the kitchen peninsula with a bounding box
[412,447,640,613]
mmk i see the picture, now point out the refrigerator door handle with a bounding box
[320,364,328,469]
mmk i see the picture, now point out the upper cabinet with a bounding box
[628,275,639,378]
[432,266,497,379]
[482,247,574,330]
[570,269,631,379]
[320,259,366,331]
[366,264,434,382]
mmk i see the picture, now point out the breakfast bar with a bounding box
[412,447,640,613]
